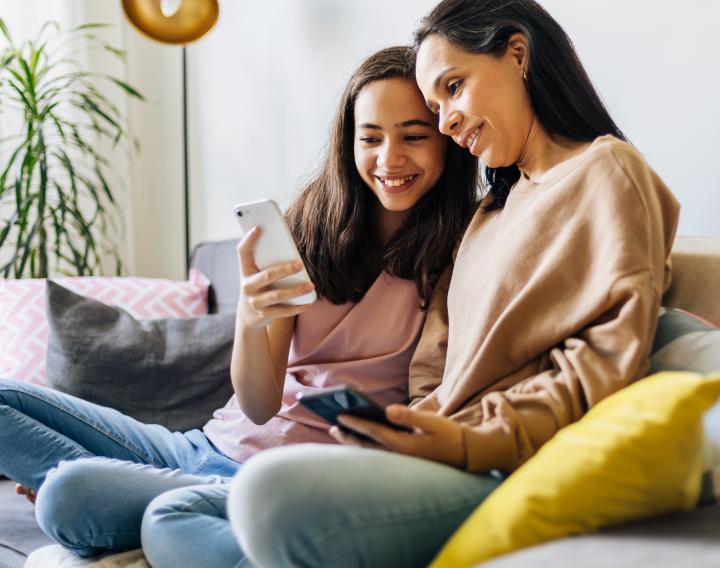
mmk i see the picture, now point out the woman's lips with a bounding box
[467,124,484,154]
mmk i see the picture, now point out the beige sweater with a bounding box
[409,135,680,473]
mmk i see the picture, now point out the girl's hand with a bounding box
[329,405,466,468]
[237,226,315,329]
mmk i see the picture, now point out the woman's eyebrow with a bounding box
[433,66,457,91]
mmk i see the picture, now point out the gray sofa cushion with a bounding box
[45,281,236,432]
[0,479,51,568]
[479,505,720,568]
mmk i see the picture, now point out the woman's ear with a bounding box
[506,32,529,72]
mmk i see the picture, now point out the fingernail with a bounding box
[293,260,303,270]
[387,406,401,419]
[305,283,314,291]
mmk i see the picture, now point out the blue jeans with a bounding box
[141,445,504,568]
[0,379,240,557]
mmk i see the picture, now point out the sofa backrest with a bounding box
[191,235,720,324]
[191,239,239,314]
[664,236,720,325]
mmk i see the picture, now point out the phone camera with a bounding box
[237,211,243,217]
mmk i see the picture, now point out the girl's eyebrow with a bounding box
[358,119,433,130]
[396,119,433,128]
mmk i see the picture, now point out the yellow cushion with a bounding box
[431,372,720,568]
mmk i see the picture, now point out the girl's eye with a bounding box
[405,135,428,142]
[447,79,463,96]
[359,137,380,144]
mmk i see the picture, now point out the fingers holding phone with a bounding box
[236,231,315,329]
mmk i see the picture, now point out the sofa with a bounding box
[1,235,720,568]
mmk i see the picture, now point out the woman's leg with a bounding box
[0,378,238,489]
[141,485,251,568]
[229,445,504,568]
[35,457,229,558]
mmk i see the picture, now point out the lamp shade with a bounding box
[121,0,219,45]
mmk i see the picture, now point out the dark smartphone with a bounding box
[296,385,412,433]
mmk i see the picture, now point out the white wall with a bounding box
[540,0,720,241]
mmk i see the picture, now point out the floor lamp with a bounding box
[121,0,219,274]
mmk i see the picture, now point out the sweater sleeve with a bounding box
[408,265,451,407]
[456,269,661,473]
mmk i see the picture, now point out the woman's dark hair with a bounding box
[286,45,478,306]
[413,0,626,211]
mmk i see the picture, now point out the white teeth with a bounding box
[467,128,479,148]
[380,176,414,187]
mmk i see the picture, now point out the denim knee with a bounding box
[35,458,107,556]
[229,446,333,568]
[141,487,200,568]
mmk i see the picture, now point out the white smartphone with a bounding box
[233,199,317,305]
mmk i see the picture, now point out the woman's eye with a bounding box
[447,79,462,96]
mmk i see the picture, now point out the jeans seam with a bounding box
[61,530,147,551]
[173,495,227,514]
[0,406,91,465]
[0,386,156,465]
[192,454,210,474]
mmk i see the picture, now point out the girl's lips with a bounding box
[376,174,419,193]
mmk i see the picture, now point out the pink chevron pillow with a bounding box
[0,269,211,385]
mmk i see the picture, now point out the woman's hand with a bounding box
[329,405,466,468]
[237,226,315,329]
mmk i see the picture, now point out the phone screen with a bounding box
[297,386,411,432]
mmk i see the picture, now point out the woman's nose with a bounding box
[438,108,461,136]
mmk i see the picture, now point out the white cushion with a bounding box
[24,545,148,568]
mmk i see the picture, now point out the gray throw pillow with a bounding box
[46,280,236,432]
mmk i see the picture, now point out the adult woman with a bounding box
[226,1,680,567]
[0,46,477,561]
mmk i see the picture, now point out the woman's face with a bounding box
[353,77,446,214]
[415,34,534,168]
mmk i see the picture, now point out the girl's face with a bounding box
[415,34,534,168]
[353,77,446,214]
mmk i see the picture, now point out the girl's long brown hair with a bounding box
[286,46,478,307]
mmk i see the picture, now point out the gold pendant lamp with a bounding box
[121,0,219,45]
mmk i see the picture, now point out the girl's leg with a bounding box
[35,457,228,558]
[0,379,238,489]
[141,485,251,568]
[229,445,504,568]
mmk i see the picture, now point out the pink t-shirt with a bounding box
[203,273,425,463]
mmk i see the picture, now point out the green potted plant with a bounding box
[0,18,144,278]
